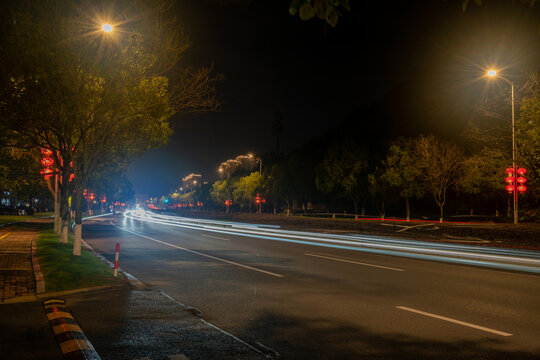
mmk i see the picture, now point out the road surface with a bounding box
[80,212,540,359]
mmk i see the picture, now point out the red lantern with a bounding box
[517,177,527,184]
[505,184,515,193]
[517,185,527,193]
[41,148,53,156]
[505,176,515,184]
[41,157,54,167]
[517,168,527,175]
[505,168,514,174]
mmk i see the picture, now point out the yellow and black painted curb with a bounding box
[43,298,101,360]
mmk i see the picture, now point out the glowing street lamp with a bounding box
[487,69,518,224]
[102,24,113,33]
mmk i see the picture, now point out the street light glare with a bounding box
[102,24,113,33]
[487,69,497,77]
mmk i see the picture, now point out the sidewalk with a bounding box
[0,223,43,302]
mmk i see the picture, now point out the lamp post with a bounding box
[487,70,518,224]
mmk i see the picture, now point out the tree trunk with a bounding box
[439,204,444,223]
[54,175,60,235]
[405,197,410,221]
[59,192,69,244]
[495,202,499,217]
[73,189,83,256]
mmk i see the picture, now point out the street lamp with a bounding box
[487,69,518,224]
[102,24,113,33]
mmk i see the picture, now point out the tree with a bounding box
[0,0,221,255]
[0,146,49,204]
[516,72,540,217]
[412,135,465,222]
[210,178,235,211]
[382,138,424,221]
[233,172,262,212]
[289,0,350,28]
[316,138,369,215]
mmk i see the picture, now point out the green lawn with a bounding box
[37,223,124,292]
[0,212,53,225]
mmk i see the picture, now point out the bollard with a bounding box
[113,243,120,277]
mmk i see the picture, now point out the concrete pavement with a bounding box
[0,223,44,302]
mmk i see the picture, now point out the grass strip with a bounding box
[37,223,123,292]
[0,212,54,225]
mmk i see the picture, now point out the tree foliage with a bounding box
[412,135,465,222]
[382,138,424,220]
[289,0,350,27]
[316,138,369,213]
[0,0,221,253]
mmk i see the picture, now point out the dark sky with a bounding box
[127,0,540,196]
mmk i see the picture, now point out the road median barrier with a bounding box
[43,298,101,360]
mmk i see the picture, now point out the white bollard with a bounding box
[113,243,120,277]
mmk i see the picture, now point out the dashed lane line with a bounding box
[396,306,512,337]
[305,252,405,272]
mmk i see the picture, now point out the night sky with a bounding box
[127,0,540,196]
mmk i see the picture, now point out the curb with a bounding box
[43,298,102,360]
[0,283,128,305]
[31,239,46,294]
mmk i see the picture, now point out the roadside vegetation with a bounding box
[0,212,53,225]
[36,223,123,292]
[159,72,539,223]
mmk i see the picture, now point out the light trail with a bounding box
[121,211,540,274]
[113,222,284,278]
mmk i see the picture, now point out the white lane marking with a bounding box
[160,291,268,358]
[305,252,404,272]
[396,306,512,337]
[112,222,284,278]
[200,234,230,241]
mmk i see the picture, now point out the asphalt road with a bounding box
[80,214,540,360]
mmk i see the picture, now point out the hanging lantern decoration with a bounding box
[40,148,55,179]
[517,168,527,193]
[505,167,528,193]
[40,157,54,167]
[41,148,53,156]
